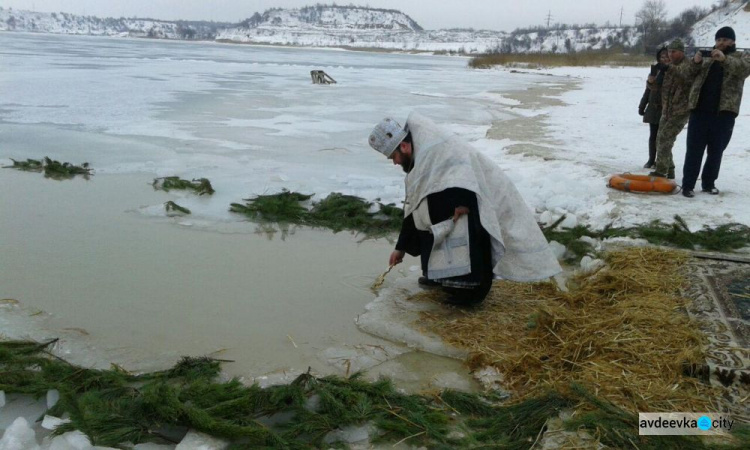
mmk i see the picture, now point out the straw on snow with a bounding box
[415,248,720,413]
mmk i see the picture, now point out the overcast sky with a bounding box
[3,1,725,31]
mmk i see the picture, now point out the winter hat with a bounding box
[369,117,408,157]
[715,26,736,41]
[655,46,668,62]
[667,39,685,52]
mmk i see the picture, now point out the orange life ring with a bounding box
[607,173,677,193]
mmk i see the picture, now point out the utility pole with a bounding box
[546,10,553,29]
[620,7,624,27]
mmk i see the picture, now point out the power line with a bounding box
[546,10,553,29]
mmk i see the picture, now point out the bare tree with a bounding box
[636,0,667,28]
[636,0,667,50]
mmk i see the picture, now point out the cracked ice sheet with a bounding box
[356,273,469,360]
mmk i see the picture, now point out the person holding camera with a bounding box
[679,27,750,198]
[649,39,691,180]
[639,46,670,169]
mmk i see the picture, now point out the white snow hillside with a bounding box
[0,7,228,39]
[219,5,641,54]
[691,0,750,47]
[499,27,640,53]
[240,5,423,31]
[2,4,645,54]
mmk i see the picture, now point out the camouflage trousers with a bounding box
[654,112,690,175]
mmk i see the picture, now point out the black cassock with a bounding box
[395,187,493,305]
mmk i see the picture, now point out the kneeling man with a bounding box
[368,113,561,306]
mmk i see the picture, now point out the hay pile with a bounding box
[416,248,720,413]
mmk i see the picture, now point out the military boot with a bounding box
[667,168,675,180]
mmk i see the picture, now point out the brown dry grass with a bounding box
[469,52,652,68]
[416,247,721,414]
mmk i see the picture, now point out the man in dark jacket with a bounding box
[680,27,750,198]
[639,47,670,168]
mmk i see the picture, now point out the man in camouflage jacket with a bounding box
[649,39,692,179]
[678,27,750,197]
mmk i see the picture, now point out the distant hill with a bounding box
[1,2,747,55]
[238,5,423,31]
[0,7,233,39]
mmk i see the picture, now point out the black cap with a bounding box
[715,26,736,41]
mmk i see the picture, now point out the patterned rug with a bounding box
[683,253,750,420]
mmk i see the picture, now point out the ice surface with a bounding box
[46,390,60,409]
[0,395,47,432]
[324,424,373,444]
[174,431,228,450]
[3,34,748,233]
[43,431,92,450]
[356,274,468,360]
[0,417,40,450]
[430,372,475,391]
[318,342,408,375]
[41,416,70,431]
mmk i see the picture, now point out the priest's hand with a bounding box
[453,206,470,222]
[389,250,405,266]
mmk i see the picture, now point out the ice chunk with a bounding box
[539,210,553,227]
[578,236,601,251]
[174,430,228,450]
[356,275,469,360]
[547,241,567,260]
[0,417,40,450]
[579,256,604,273]
[559,213,578,229]
[41,416,70,431]
[323,424,372,444]
[46,390,60,409]
[45,431,91,450]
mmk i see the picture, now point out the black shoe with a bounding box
[418,276,440,287]
[667,168,675,180]
[649,171,666,178]
[683,189,695,198]
[701,187,720,195]
[643,161,655,169]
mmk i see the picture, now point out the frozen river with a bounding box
[0,32,537,384]
[0,32,532,217]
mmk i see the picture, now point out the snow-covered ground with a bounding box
[509,65,750,229]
